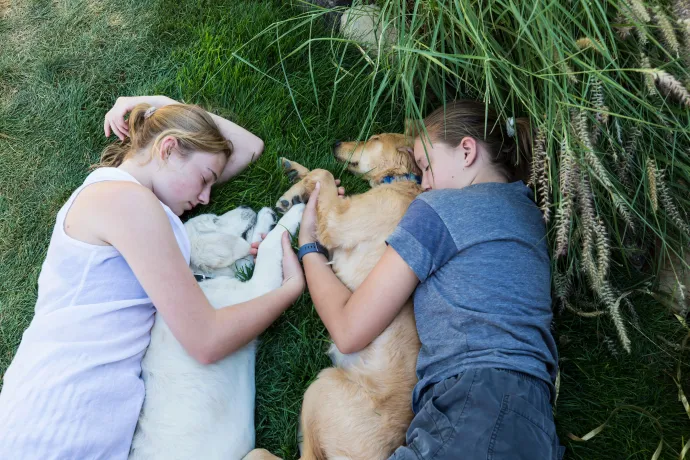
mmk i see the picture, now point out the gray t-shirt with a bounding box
[386,182,558,413]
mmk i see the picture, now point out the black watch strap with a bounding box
[298,242,329,262]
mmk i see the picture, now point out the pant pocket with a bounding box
[406,395,454,460]
[488,394,557,460]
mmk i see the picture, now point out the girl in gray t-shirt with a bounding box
[298,100,564,459]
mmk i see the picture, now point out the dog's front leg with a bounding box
[248,204,305,296]
[276,168,348,249]
[275,158,312,212]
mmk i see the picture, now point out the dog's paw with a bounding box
[280,157,310,182]
[251,207,277,243]
[276,203,305,235]
[275,183,307,213]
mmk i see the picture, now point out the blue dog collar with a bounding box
[380,173,422,185]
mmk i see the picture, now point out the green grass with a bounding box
[0,0,688,459]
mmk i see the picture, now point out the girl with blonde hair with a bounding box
[0,96,304,459]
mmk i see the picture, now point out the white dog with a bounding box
[129,204,305,460]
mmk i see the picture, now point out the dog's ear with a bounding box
[404,118,422,138]
[190,233,251,272]
[396,146,421,175]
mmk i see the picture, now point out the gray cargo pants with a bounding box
[388,368,566,460]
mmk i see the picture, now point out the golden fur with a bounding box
[245,133,423,460]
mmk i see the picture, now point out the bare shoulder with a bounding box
[65,180,167,246]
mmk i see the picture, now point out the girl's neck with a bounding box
[118,158,154,191]
[469,168,509,187]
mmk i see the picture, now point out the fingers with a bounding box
[335,180,345,197]
[104,116,110,137]
[249,233,267,256]
[118,119,129,136]
[109,120,125,141]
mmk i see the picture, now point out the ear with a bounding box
[404,118,422,138]
[397,146,421,175]
[459,136,478,167]
[190,233,251,272]
[158,136,179,160]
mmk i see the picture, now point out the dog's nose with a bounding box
[332,141,341,156]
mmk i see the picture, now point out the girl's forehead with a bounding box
[414,139,434,158]
[192,150,226,168]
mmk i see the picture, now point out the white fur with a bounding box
[129,204,305,460]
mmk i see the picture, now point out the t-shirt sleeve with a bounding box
[386,198,458,282]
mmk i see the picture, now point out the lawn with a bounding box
[0,0,688,459]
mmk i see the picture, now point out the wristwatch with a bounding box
[298,242,329,262]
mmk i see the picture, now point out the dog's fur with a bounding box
[129,204,305,460]
[246,133,423,460]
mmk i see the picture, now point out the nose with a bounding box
[421,175,432,192]
[198,187,211,205]
[332,141,341,156]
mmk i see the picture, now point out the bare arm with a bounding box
[106,96,264,182]
[302,246,418,354]
[298,183,419,353]
[88,182,301,364]
[206,111,264,183]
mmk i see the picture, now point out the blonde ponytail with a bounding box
[94,103,232,169]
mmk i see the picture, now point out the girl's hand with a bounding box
[104,95,177,141]
[104,97,138,141]
[298,182,321,246]
[249,234,266,257]
[252,180,338,256]
[280,231,305,298]
[335,179,345,198]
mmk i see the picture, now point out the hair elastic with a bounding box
[144,106,157,119]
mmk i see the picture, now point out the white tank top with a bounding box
[0,167,191,459]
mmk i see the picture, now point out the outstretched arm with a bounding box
[88,182,303,364]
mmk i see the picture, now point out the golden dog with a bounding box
[246,133,423,460]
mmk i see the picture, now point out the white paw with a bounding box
[276,203,305,235]
[251,207,278,244]
[258,204,305,253]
